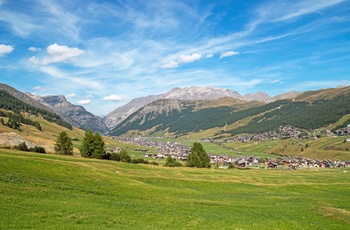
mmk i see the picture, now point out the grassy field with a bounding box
[1,149,349,229]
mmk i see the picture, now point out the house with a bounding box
[289,163,299,170]
[235,160,247,168]
[267,161,278,169]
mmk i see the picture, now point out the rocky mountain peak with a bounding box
[164,86,242,100]
[243,92,272,102]
[30,94,109,134]
[104,86,243,129]
[41,95,68,104]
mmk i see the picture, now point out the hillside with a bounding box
[0,91,117,153]
[0,89,72,130]
[0,83,73,126]
[110,86,350,137]
[1,149,349,229]
[104,86,297,129]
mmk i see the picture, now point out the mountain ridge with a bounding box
[30,94,109,134]
[103,86,301,129]
[109,85,350,137]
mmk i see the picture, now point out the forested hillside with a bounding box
[110,90,350,137]
[0,90,72,130]
[229,94,350,135]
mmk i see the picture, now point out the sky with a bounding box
[0,0,350,116]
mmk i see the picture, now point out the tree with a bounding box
[79,129,105,159]
[79,129,95,158]
[54,131,73,155]
[91,132,105,159]
[187,142,210,168]
[118,150,131,163]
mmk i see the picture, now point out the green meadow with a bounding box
[1,149,350,229]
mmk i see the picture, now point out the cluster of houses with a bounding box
[226,125,317,143]
[114,137,191,159]
[112,136,350,170]
[199,125,350,145]
[264,157,350,170]
[206,155,349,170]
[331,124,350,137]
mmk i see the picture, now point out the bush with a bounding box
[109,152,121,161]
[131,158,149,164]
[29,146,46,153]
[228,162,235,169]
[14,142,28,151]
[165,155,183,167]
[150,161,159,166]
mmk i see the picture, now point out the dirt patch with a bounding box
[0,132,36,148]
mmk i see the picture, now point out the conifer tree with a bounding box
[80,129,105,159]
[91,132,105,159]
[187,142,210,168]
[79,129,95,158]
[54,131,73,155]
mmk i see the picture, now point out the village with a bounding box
[112,125,350,170]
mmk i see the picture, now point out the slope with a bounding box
[1,149,349,229]
[110,86,350,138]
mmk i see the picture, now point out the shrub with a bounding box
[14,142,28,151]
[29,146,46,153]
[228,162,235,169]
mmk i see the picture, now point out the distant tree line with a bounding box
[0,90,72,130]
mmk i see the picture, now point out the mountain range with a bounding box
[1,82,349,137]
[103,86,301,129]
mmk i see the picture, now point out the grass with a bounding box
[0,113,123,154]
[1,148,350,229]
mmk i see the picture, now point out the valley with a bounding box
[1,82,350,229]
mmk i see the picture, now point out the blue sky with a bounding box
[1,0,349,115]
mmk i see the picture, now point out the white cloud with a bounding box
[0,44,14,57]
[29,43,84,65]
[78,99,91,105]
[271,0,345,22]
[39,66,105,90]
[206,53,213,58]
[220,51,239,59]
[178,53,202,63]
[162,53,202,69]
[32,86,47,91]
[103,94,123,101]
[162,61,179,69]
[66,93,76,99]
[271,80,283,84]
[28,47,41,52]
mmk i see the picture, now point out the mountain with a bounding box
[0,83,73,126]
[104,86,257,129]
[243,92,272,102]
[0,85,73,131]
[109,86,350,137]
[104,86,300,130]
[31,95,109,134]
[164,86,243,100]
[103,95,160,130]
